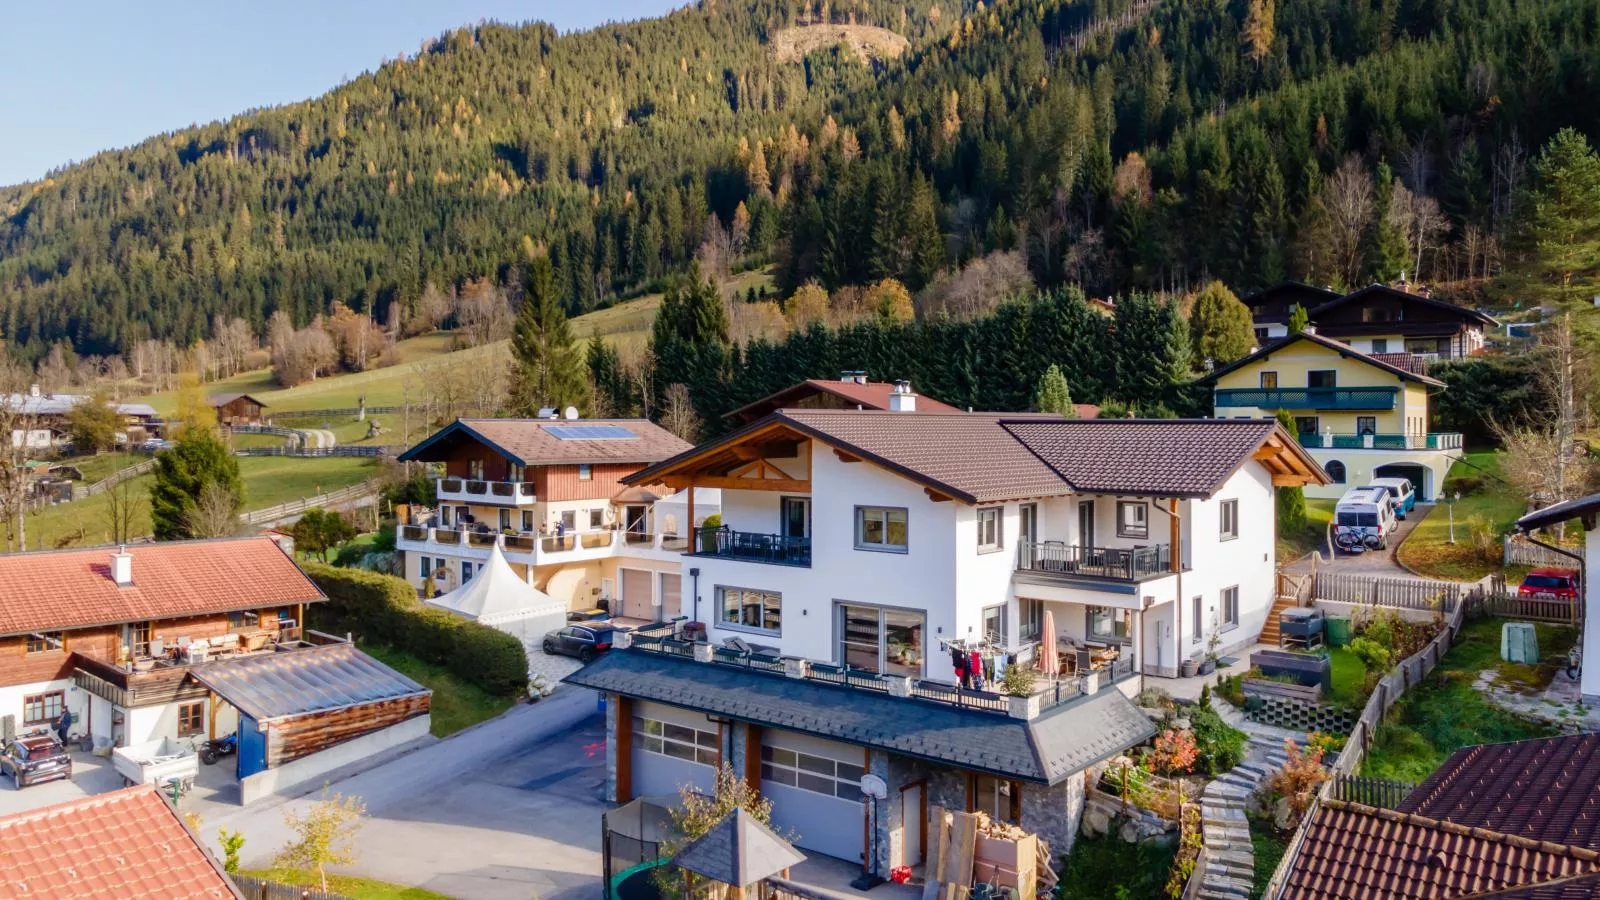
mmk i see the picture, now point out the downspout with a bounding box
[1153,498,1183,676]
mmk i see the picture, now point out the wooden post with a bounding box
[208,690,218,741]
[614,696,634,802]
[1168,498,1181,573]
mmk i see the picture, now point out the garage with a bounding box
[618,568,655,621]
[760,730,866,863]
[659,573,682,619]
[630,701,718,799]
[1374,463,1431,502]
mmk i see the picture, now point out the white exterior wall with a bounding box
[1303,446,1460,502]
[1174,464,1277,665]
[0,679,85,735]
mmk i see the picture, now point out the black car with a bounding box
[0,733,72,789]
[543,624,614,662]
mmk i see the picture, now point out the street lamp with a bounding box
[1446,491,1461,544]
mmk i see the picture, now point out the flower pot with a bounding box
[1180,659,1199,678]
[1200,659,1217,676]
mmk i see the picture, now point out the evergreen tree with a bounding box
[1287,303,1310,334]
[149,427,243,541]
[511,255,586,415]
[649,263,730,419]
[1188,281,1256,369]
[1513,128,1600,312]
[1033,364,1074,415]
[904,175,945,291]
[1274,409,1308,535]
[586,336,632,416]
[1368,162,1410,283]
[1113,294,1191,410]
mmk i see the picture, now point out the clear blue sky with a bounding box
[0,1,676,186]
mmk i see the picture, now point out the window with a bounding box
[560,510,577,531]
[982,605,1005,643]
[761,745,866,799]
[1294,416,1320,437]
[1018,598,1044,643]
[26,632,62,655]
[1356,416,1377,436]
[976,508,1003,552]
[855,506,909,552]
[1406,338,1447,354]
[1219,499,1239,541]
[633,716,718,766]
[838,604,925,678]
[1087,606,1131,643]
[1325,460,1346,483]
[1307,370,1337,388]
[578,464,593,480]
[130,621,153,658]
[1222,586,1240,630]
[719,586,782,634]
[468,458,484,480]
[462,561,475,582]
[499,508,512,530]
[1259,371,1278,389]
[178,702,205,737]
[589,508,605,529]
[1254,326,1270,343]
[1192,596,1203,641]
[521,510,535,531]
[1116,502,1148,539]
[23,691,63,725]
[974,776,1018,824]
[1372,338,1389,353]
[420,557,432,579]
[509,463,524,482]
[227,610,259,630]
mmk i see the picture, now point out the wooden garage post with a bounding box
[614,696,634,802]
[208,690,218,741]
[744,724,762,792]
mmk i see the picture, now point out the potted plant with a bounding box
[1180,656,1199,678]
[697,514,723,553]
[1201,619,1222,675]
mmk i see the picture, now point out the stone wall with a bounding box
[1020,771,1086,861]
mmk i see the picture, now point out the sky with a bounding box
[0,1,677,186]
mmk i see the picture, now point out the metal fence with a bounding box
[1313,571,1466,612]
[231,874,349,900]
[1328,775,1417,810]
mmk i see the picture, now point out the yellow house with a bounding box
[1204,329,1462,501]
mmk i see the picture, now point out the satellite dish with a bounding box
[564,406,580,420]
[859,773,888,800]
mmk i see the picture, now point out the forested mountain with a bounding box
[4,0,1599,361]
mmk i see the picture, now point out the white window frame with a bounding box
[589,508,605,529]
[1192,596,1203,642]
[632,716,718,766]
[718,586,782,635]
[578,464,593,480]
[855,506,909,553]
[1220,499,1239,542]
[1222,585,1240,630]
[977,507,1003,553]
[1018,597,1044,643]
[1117,501,1149,539]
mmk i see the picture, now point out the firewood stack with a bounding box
[920,807,1050,900]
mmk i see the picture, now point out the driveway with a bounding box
[1285,504,1431,577]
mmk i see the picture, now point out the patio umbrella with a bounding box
[1040,609,1059,677]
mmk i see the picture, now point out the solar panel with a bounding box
[544,424,639,441]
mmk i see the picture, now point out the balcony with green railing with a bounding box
[1297,432,1464,451]
[1214,387,1399,411]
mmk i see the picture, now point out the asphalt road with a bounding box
[1285,503,1431,577]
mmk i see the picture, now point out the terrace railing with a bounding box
[692,527,812,567]
[1215,387,1399,410]
[1017,541,1173,581]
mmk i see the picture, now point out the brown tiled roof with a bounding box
[1281,800,1600,900]
[0,785,240,898]
[726,379,965,420]
[1004,418,1316,498]
[0,536,325,637]
[1371,352,1432,375]
[399,418,692,467]
[1400,735,1600,851]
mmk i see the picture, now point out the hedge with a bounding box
[302,562,529,697]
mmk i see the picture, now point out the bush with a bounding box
[302,562,528,697]
[1001,664,1036,697]
[1189,703,1247,776]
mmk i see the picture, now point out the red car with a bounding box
[1519,568,1580,599]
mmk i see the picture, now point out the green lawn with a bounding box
[240,868,452,900]
[1326,646,1368,707]
[360,643,516,737]
[1278,498,1333,560]
[1396,451,1527,581]
[1248,815,1289,900]
[55,452,146,484]
[1360,617,1573,782]
[1057,835,1177,900]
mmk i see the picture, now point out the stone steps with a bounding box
[1192,698,1296,899]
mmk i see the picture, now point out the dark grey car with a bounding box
[542,625,614,662]
[1,734,72,789]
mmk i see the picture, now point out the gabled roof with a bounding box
[398,417,691,467]
[0,785,241,898]
[1400,734,1600,850]
[673,808,806,886]
[187,642,429,723]
[1241,281,1343,319]
[565,648,1155,784]
[1311,283,1499,326]
[0,536,325,637]
[726,379,963,421]
[2,393,162,419]
[1200,330,1448,387]
[1518,494,1600,533]
[1281,799,1600,900]
[206,392,268,407]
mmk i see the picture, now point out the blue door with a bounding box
[237,715,268,779]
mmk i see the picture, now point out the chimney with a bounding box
[110,547,133,587]
[889,380,917,412]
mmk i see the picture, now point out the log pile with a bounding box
[920,807,1053,900]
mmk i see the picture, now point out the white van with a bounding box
[1334,487,1399,553]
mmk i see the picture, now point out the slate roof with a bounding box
[564,649,1155,784]
[1003,418,1302,498]
[1518,493,1600,533]
[187,642,429,723]
[1311,283,1499,326]
[398,417,691,467]
[0,536,325,637]
[1398,735,1600,851]
[0,784,240,898]
[1280,800,1600,900]
[726,379,963,421]
[1200,330,1448,386]
[673,808,807,886]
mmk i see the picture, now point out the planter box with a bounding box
[976,834,1036,870]
[1249,649,1332,693]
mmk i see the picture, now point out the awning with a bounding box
[188,643,429,723]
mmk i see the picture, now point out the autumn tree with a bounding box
[289,508,358,562]
[786,282,830,329]
[66,390,123,454]
[275,789,368,894]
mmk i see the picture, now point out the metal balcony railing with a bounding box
[691,527,812,567]
[1016,541,1172,581]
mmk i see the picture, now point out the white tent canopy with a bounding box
[651,488,722,536]
[427,544,566,664]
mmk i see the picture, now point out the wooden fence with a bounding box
[71,457,157,499]
[239,479,380,526]
[237,445,394,458]
[1478,591,1579,624]
[1328,775,1417,810]
[1313,571,1466,612]
[275,405,401,419]
[1503,533,1582,568]
[230,874,349,899]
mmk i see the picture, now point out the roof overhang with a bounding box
[398,419,524,465]
[1517,493,1600,533]
[625,417,819,496]
[1254,424,1332,489]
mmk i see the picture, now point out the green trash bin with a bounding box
[1326,617,1352,647]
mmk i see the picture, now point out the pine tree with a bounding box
[1188,281,1256,369]
[149,426,243,541]
[1288,303,1310,334]
[904,175,945,291]
[1114,293,1191,410]
[511,255,586,415]
[1368,162,1410,283]
[1033,364,1073,415]
[1513,128,1600,312]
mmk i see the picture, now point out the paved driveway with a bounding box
[1286,503,1431,577]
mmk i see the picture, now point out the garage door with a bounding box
[660,573,682,618]
[761,731,866,863]
[619,568,654,620]
[1374,463,1431,502]
[631,701,718,799]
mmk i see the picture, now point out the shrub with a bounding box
[1264,740,1328,833]
[1149,728,1200,776]
[1346,636,1393,675]
[1189,703,1247,776]
[302,562,528,697]
[1001,664,1036,697]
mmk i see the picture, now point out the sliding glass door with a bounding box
[837,603,926,678]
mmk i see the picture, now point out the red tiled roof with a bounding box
[0,536,325,636]
[0,785,240,898]
[1282,800,1600,900]
[1400,734,1600,850]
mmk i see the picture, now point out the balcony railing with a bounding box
[1016,541,1173,582]
[398,524,693,558]
[435,477,537,504]
[691,527,812,567]
[1298,432,1464,451]
[1214,387,1399,411]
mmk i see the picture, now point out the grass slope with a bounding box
[1278,498,1334,561]
[1397,451,1528,581]
[360,643,517,737]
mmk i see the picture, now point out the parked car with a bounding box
[0,733,72,789]
[1367,477,1417,519]
[1333,487,1399,553]
[1519,568,1580,600]
[140,438,173,452]
[543,624,614,662]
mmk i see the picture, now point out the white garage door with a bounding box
[631,701,718,799]
[761,731,866,863]
[660,573,682,618]
[619,568,654,620]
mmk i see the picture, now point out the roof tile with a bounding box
[1004,418,1287,497]
[401,418,690,467]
